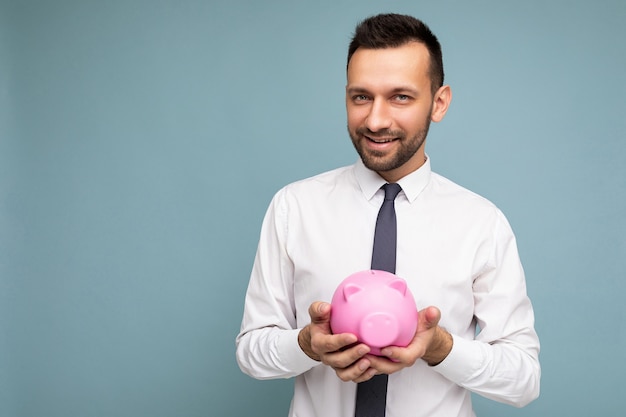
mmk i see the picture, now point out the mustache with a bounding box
[355,127,405,139]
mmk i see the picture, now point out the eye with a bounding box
[353,94,370,102]
[394,94,411,102]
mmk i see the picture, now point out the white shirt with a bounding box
[236,158,540,417]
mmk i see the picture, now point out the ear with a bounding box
[388,278,408,296]
[430,85,452,123]
[343,283,363,301]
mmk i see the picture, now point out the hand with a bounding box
[298,301,377,383]
[367,306,453,375]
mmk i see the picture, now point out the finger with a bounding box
[334,357,376,382]
[367,353,407,374]
[419,306,441,330]
[352,366,378,383]
[324,343,369,368]
[315,333,361,361]
[309,301,331,324]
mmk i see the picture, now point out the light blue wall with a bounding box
[1,0,625,416]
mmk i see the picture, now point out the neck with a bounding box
[378,156,428,183]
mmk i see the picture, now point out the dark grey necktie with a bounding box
[355,182,402,417]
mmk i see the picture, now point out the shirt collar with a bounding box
[354,155,432,203]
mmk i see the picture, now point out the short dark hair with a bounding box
[347,13,444,95]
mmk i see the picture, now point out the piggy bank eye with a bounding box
[388,279,407,295]
[343,283,363,301]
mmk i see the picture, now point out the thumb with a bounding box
[419,306,441,330]
[309,301,331,324]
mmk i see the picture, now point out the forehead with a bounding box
[346,42,431,91]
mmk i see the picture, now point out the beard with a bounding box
[348,122,431,174]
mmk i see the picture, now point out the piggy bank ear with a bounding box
[388,279,407,296]
[343,283,363,301]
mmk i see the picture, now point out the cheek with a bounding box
[395,109,430,131]
[346,108,365,129]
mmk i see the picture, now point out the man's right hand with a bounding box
[298,301,378,383]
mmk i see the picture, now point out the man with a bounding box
[236,13,540,417]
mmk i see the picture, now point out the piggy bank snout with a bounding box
[360,312,399,348]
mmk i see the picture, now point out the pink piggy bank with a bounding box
[330,270,418,356]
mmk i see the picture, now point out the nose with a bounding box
[365,99,392,132]
[359,312,399,349]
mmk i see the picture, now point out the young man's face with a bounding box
[346,42,450,183]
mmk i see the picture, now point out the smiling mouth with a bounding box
[366,136,397,143]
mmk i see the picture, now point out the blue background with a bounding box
[1,0,625,416]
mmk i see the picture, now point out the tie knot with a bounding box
[382,183,402,201]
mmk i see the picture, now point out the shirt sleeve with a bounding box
[235,188,320,379]
[432,209,541,407]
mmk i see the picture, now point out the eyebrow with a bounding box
[346,85,421,97]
